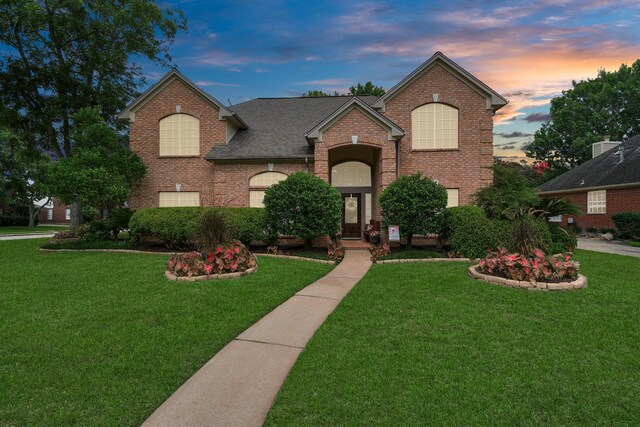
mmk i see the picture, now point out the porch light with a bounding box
[432,93,439,102]
[176,183,182,192]
[268,163,274,171]
[176,105,181,113]
[352,135,358,144]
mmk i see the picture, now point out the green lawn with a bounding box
[0,225,68,234]
[628,241,640,247]
[267,250,640,426]
[0,238,332,426]
[378,246,442,260]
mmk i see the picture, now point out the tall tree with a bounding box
[302,89,336,97]
[527,60,640,170]
[349,81,385,96]
[0,0,185,228]
[47,107,146,214]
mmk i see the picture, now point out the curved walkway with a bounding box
[143,249,372,427]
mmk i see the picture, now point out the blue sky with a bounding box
[144,0,640,160]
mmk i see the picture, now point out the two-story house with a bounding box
[119,52,507,238]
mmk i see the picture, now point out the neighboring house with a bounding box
[37,198,72,224]
[119,51,507,238]
[538,135,640,230]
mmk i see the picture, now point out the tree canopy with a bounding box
[526,60,640,170]
[349,81,385,97]
[0,0,186,159]
[47,107,146,211]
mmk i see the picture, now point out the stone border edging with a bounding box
[376,257,472,264]
[39,247,178,255]
[165,265,259,282]
[255,253,336,265]
[468,265,587,291]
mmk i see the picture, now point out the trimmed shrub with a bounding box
[444,206,502,259]
[379,173,447,248]
[129,207,265,250]
[549,225,577,254]
[263,172,341,249]
[106,208,135,239]
[0,215,32,226]
[76,221,112,242]
[612,212,640,240]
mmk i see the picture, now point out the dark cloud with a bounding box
[494,131,532,138]
[523,112,551,122]
[503,91,534,97]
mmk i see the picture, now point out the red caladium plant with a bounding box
[167,240,256,277]
[478,248,579,283]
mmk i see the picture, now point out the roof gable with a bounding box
[539,135,640,194]
[306,96,404,143]
[118,69,246,128]
[372,51,507,112]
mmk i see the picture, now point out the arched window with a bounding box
[411,103,458,149]
[159,114,200,156]
[249,172,287,208]
[331,161,371,187]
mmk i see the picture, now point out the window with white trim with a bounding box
[411,103,459,149]
[159,192,200,207]
[549,215,562,223]
[65,208,71,221]
[587,190,606,214]
[249,172,287,208]
[446,189,459,208]
[47,208,53,221]
[159,114,200,156]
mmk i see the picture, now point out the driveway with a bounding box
[0,233,56,241]
[577,238,640,258]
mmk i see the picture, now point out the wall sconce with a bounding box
[176,105,181,113]
[176,183,182,192]
[268,163,274,171]
[352,135,358,144]
[432,93,439,102]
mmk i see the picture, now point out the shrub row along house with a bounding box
[539,135,640,230]
[119,52,507,239]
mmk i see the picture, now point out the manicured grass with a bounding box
[0,225,68,234]
[0,238,332,426]
[628,240,640,247]
[41,240,135,250]
[378,246,442,260]
[267,250,640,425]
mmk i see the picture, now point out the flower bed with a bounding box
[165,240,257,282]
[469,248,587,291]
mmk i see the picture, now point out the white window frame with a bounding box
[159,114,200,157]
[47,208,53,221]
[65,208,71,221]
[411,103,459,150]
[548,215,563,223]
[587,190,606,214]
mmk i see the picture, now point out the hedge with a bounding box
[612,212,640,240]
[444,206,502,259]
[0,215,38,227]
[129,207,265,249]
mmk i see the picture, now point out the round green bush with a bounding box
[263,172,341,249]
[444,206,503,259]
[549,225,577,254]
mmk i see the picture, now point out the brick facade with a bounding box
[38,200,70,224]
[126,57,500,237]
[550,187,640,230]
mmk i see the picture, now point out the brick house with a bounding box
[539,135,640,231]
[119,52,506,239]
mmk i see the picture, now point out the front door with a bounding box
[342,193,361,238]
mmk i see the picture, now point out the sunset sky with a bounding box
[144,0,640,160]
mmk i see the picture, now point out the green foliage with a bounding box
[379,173,448,247]
[264,172,342,249]
[47,107,146,211]
[129,207,265,250]
[612,212,640,240]
[349,81,386,96]
[526,60,640,169]
[76,221,112,242]
[0,215,37,227]
[507,214,552,256]
[0,0,186,159]
[444,206,501,259]
[475,163,539,219]
[537,197,582,218]
[549,225,578,254]
[195,210,230,252]
[302,90,338,97]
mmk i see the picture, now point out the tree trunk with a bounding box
[406,232,413,249]
[28,204,35,228]
[70,201,83,233]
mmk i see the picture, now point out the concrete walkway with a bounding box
[143,249,372,427]
[0,233,56,241]
[577,237,640,258]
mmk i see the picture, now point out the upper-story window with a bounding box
[249,172,288,208]
[411,103,458,150]
[159,114,200,156]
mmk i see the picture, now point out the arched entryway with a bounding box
[329,145,380,239]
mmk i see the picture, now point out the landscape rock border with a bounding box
[255,253,336,265]
[376,257,471,264]
[468,265,587,291]
[165,265,259,282]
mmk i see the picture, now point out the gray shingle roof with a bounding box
[538,135,640,193]
[205,96,379,161]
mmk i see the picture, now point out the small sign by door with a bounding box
[388,225,400,242]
